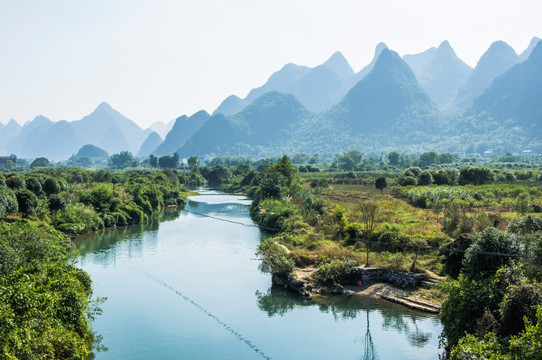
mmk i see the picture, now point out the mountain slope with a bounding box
[179,92,309,157]
[154,110,210,156]
[136,131,163,158]
[470,41,542,130]
[7,115,54,158]
[412,41,472,109]
[333,48,438,134]
[71,102,149,154]
[454,41,519,112]
[519,36,541,62]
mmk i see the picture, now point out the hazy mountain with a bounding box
[323,51,355,78]
[148,119,175,138]
[71,102,149,154]
[213,52,356,115]
[519,36,541,62]
[411,41,472,109]
[136,131,162,158]
[179,48,440,158]
[470,41,542,130]
[75,144,109,159]
[35,120,87,161]
[213,95,245,116]
[403,47,437,76]
[350,42,389,84]
[454,41,519,112]
[154,110,210,156]
[0,119,22,154]
[214,63,311,116]
[329,48,438,138]
[179,92,309,157]
[7,115,54,158]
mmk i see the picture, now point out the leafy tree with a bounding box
[158,153,179,169]
[5,176,25,189]
[375,176,387,192]
[30,157,50,168]
[459,167,494,185]
[15,188,39,218]
[188,156,199,171]
[109,151,138,169]
[388,151,400,166]
[149,154,158,168]
[0,187,18,218]
[418,151,439,167]
[462,227,520,280]
[417,170,434,185]
[25,177,42,195]
[206,165,231,186]
[43,177,61,196]
[48,194,66,212]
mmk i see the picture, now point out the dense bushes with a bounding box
[0,222,97,358]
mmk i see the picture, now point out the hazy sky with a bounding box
[1,0,541,128]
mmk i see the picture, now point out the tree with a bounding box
[418,151,439,167]
[48,194,66,212]
[43,177,61,196]
[188,156,199,171]
[149,154,158,168]
[25,177,42,195]
[417,170,433,185]
[0,187,18,218]
[375,176,387,192]
[109,151,137,169]
[462,227,520,280]
[206,165,231,186]
[388,151,400,166]
[15,188,38,218]
[5,176,25,189]
[30,157,50,168]
[358,202,379,265]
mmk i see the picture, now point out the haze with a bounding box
[1,0,540,127]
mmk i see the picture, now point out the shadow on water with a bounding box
[256,285,436,355]
[75,208,182,257]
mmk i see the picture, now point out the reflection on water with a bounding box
[256,285,438,359]
[76,191,442,360]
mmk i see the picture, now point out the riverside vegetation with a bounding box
[189,153,542,359]
[0,167,189,359]
[2,152,542,358]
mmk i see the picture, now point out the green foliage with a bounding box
[375,176,387,192]
[25,177,42,195]
[0,222,95,359]
[508,305,542,359]
[417,170,433,185]
[315,257,358,286]
[257,240,295,276]
[15,188,38,218]
[48,194,66,212]
[109,151,138,169]
[30,157,50,168]
[52,204,104,235]
[0,187,18,218]
[459,167,494,185]
[43,177,61,196]
[5,176,25,189]
[462,227,520,280]
[450,333,507,360]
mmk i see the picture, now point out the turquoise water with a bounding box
[76,191,443,359]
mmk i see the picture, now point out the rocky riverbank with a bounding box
[273,266,442,314]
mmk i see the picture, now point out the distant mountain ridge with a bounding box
[5,103,150,161]
[453,41,519,112]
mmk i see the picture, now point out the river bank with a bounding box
[272,265,442,314]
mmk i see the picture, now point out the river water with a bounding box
[76,190,443,359]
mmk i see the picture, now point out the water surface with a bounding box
[77,190,442,359]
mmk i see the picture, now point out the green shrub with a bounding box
[315,257,358,286]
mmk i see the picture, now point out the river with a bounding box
[76,190,443,359]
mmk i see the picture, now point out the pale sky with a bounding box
[1,0,541,128]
